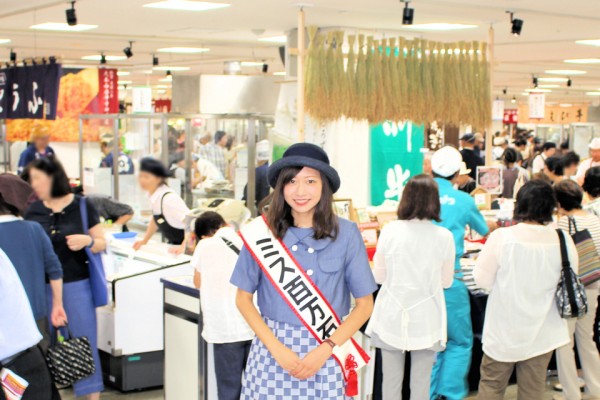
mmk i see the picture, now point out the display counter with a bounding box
[97,238,193,391]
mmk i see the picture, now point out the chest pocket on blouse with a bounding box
[317,255,345,274]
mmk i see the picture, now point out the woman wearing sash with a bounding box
[231,143,377,399]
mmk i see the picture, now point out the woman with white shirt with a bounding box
[367,174,455,400]
[475,180,579,400]
[554,180,600,400]
[133,158,191,253]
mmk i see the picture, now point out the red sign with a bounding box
[153,99,171,113]
[97,68,119,114]
[503,109,518,125]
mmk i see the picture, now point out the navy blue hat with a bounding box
[140,157,170,178]
[267,143,341,192]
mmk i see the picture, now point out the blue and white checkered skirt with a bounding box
[241,317,351,400]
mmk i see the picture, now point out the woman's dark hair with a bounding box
[26,156,72,198]
[514,180,556,224]
[583,166,600,198]
[502,148,518,166]
[266,166,338,240]
[397,174,441,222]
[542,142,557,152]
[194,211,226,239]
[554,179,583,211]
[562,151,580,168]
[545,156,564,176]
[0,195,20,216]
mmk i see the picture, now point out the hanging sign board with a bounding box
[132,86,153,114]
[503,109,518,124]
[492,100,505,121]
[528,93,545,119]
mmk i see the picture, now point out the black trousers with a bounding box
[0,346,56,400]
[213,340,252,400]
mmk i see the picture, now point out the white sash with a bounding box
[240,216,370,393]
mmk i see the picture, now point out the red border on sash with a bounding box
[238,216,370,380]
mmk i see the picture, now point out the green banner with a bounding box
[370,121,425,206]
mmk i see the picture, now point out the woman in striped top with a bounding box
[555,179,600,400]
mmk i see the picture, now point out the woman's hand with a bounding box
[132,240,146,251]
[272,343,302,374]
[65,235,92,251]
[292,343,332,380]
[168,244,185,255]
[50,305,68,328]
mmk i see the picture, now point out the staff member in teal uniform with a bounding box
[133,158,191,253]
[429,146,493,400]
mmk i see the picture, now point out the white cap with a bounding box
[432,146,463,177]
[493,137,506,146]
[459,162,471,176]
[256,140,270,161]
[590,138,600,150]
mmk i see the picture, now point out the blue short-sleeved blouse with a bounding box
[230,218,377,326]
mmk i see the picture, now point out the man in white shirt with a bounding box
[531,142,557,174]
[576,138,600,185]
[192,212,254,400]
[0,249,55,399]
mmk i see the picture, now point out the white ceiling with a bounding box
[0,0,599,104]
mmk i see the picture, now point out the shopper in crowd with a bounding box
[86,193,134,230]
[243,139,271,210]
[514,139,527,160]
[133,158,190,253]
[531,142,557,174]
[474,180,578,400]
[430,146,491,400]
[367,174,455,400]
[0,249,56,400]
[460,133,484,180]
[198,130,229,177]
[231,143,377,399]
[17,124,55,175]
[192,212,254,400]
[543,156,565,185]
[0,174,65,348]
[423,152,434,176]
[500,148,529,199]
[554,180,600,400]
[583,166,600,217]
[557,140,570,156]
[492,137,508,161]
[99,134,134,175]
[25,157,106,399]
[562,151,581,179]
[455,162,476,194]
[576,138,600,185]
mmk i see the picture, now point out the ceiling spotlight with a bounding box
[262,63,268,73]
[123,41,134,58]
[507,11,523,36]
[100,52,106,65]
[511,96,516,103]
[9,49,16,63]
[402,1,414,25]
[65,1,77,26]
[166,70,172,77]
[502,87,507,95]
[567,78,572,87]
[153,55,159,66]
[532,75,538,87]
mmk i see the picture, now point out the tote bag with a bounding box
[46,324,95,386]
[80,197,108,307]
[556,229,588,319]
[568,217,600,286]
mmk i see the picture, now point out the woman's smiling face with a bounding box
[283,167,323,215]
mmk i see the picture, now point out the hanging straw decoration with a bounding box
[303,30,490,127]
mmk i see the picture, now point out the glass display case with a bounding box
[79,113,274,220]
[569,123,600,158]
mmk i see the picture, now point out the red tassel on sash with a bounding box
[344,355,359,397]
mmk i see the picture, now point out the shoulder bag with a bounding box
[568,217,600,286]
[46,324,95,386]
[80,197,108,307]
[556,229,588,318]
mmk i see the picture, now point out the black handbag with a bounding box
[46,324,95,386]
[555,229,588,319]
